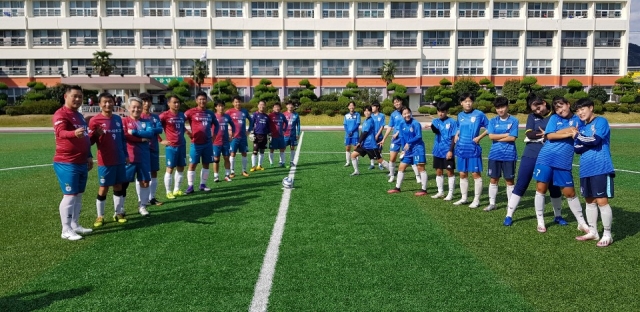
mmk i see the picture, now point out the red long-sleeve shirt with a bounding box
[53,106,91,164]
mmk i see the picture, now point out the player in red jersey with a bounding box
[213,99,236,182]
[268,102,288,167]
[184,92,218,193]
[159,95,187,199]
[226,96,253,178]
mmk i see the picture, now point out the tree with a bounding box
[250,79,280,104]
[166,79,192,103]
[210,79,239,103]
[92,51,114,77]
[0,82,8,114]
[565,79,588,100]
[453,77,480,103]
[501,79,521,103]
[477,78,496,108]
[387,82,408,106]
[588,85,610,103]
[380,61,396,98]
[191,59,209,92]
[613,76,639,104]
[342,82,359,98]
[355,88,382,104]
[516,76,544,105]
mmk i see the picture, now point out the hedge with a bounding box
[5,100,61,116]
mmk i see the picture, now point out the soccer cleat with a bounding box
[469,201,480,209]
[61,229,82,241]
[242,171,250,177]
[378,164,384,170]
[387,176,395,183]
[229,172,236,178]
[73,226,93,235]
[250,166,257,172]
[577,223,590,234]
[93,216,104,227]
[113,213,127,223]
[289,161,296,168]
[224,175,232,182]
[414,190,427,196]
[537,225,547,233]
[149,198,163,206]
[185,185,195,194]
[257,165,265,171]
[166,192,176,200]
[344,162,350,167]
[139,206,150,216]
[214,177,220,183]
[597,236,613,247]
[200,184,211,192]
[443,194,454,201]
[503,216,513,226]
[368,165,375,170]
[350,172,360,176]
[453,199,468,206]
[279,162,285,168]
[173,190,185,197]
[576,232,599,241]
[431,193,445,199]
[483,204,497,212]
[387,188,401,194]
[554,216,568,226]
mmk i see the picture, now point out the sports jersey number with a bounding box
[176,124,181,129]
[202,121,208,126]
[535,169,541,177]
[112,134,116,140]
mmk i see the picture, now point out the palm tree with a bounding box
[380,61,396,98]
[92,51,114,76]
[191,59,209,92]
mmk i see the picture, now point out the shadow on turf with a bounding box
[0,286,92,312]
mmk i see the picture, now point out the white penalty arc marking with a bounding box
[249,131,304,312]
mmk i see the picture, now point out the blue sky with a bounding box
[631,1,639,45]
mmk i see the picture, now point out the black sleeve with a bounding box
[526,130,542,140]
[358,131,370,145]
[449,136,456,152]
[430,123,441,135]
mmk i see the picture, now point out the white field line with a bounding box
[0,164,52,171]
[249,131,304,312]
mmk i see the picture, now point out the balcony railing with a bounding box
[356,68,382,75]
[106,38,135,46]
[69,38,99,46]
[357,38,384,47]
[396,67,416,75]
[0,69,28,75]
[286,68,314,75]
[0,39,26,47]
[559,68,586,75]
[33,38,63,46]
[145,67,173,75]
[391,39,417,47]
[216,68,244,76]
[35,68,64,75]
[113,68,136,75]
[526,68,552,75]
[251,39,279,47]
[390,9,417,18]
[322,39,349,47]
[458,38,484,46]
[0,9,25,17]
[492,38,519,47]
[561,39,587,47]
[593,68,619,75]
[105,9,134,17]
[252,68,279,75]
[179,38,208,47]
[595,38,621,47]
[178,9,207,17]
[321,68,349,75]
[69,9,97,17]
[423,38,450,47]
[142,38,172,47]
[526,38,553,46]
[287,39,314,47]
[215,38,243,46]
[32,9,61,17]
[71,69,94,75]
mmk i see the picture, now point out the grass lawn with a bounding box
[1,130,639,311]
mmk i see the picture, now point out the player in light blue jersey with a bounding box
[453,93,489,208]
[533,97,588,234]
[572,99,615,247]
[387,107,428,196]
[430,102,458,200]
[343,101,361,166]
[484,97,519,212]
[349,106,389,176]
[370,101,386,170]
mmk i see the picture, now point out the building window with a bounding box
[422,59,449,75]
[179,59,195,76]
[142,30,172,47]
[0,59,27,76]
[390,31,417,47]
[286,60,314,75]
[458,2,485,18]
[423,2,451,18]
[562,2,587,18]
[595,31,622,47]
[594,59,619,75]
[32,30,62,46]
[322,2,349,18]
[320,87,345,95]
[112,59,136,75]
[70,59,94,75]
[33,1,60,16]
[105,1,134,16]
[493,2,519,18]
[458,31,485,46]
[357,2,384,18]
[390,2,417,18]
[178,1,207,17]
[251,2,278,18]
[322,31,349,47]
[144,59,173,75]
[0,30,26,46]
[525,59,552,75]
[0,87,28,104]
[0,1,25,17]
[457,59,483,75]
[394,59,417,75]
[35,59,63,75]
[595,3,622,18]
[561,31,588,47]
[322,60,349,75]
[526,31,553,46]
[69,30,98,46]
[252,60,279,75]
[106,30,135,46]
[287,2,314,18]
[357,31,384,47]
[179,30,208,47]
[527,2,554,18]
[286,31,314,47]
[143,1,170,16]
[215,1,242,17]
[215,30,243,47]
[216,59,244,75]
[356,59,383,75]
[69,1,97,16]
[560,59,586,75]
[491,59,518,75]
[493,31,519,47]
[251,30,279,47]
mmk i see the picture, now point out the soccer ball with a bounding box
[282,176,294,189]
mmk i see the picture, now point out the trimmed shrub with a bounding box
[618,106,629,114]
[324,109,336,116]
[418,106,430,114]
[603,103,618,112]
[311,108,322,115]
[5,99,61,115]
[630,105,640,113]
[382,106,394,116]
[338,108,349,116]
[26,81,37,88]
[593,104,604,114]
[448,105,461,115]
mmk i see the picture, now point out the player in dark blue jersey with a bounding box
[484,97,519,212]
[349,106,389,176]
[572,99,615,247]
[250,100,272,171]
[533,97,588,234]
[453,93,489,208]
[387,107,428,196]
[503,94,565,226]
[343,101,361,166]
[430,102,457,200]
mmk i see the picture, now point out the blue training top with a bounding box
[487,115,519,161]
[431,117,457,158]
[574,116,614,178]
[536,113,583,170]
[399,118,425,158]
[343,112,361,139]
[455,109,488,158]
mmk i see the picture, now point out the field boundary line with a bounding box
[0,164,52,171]
[249,131,304,312]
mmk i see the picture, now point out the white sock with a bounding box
[351,157,359,173]
[59,195,75,232]
[187,170,196,186]
[370,159,375,166]
[412,164,419,180]
[396,171,405,189]
[97,198,105,217]
[229,156,235,172]
[252,154,257,167]
[506,185,514,201]
[459,178,469,201]
[139,187,150,206]
[389,162,395,177]
[164,172,172,193]
[489,183,498,205]
[149,177,157,200]
[599,204,613,237]
[380,160,389,169]
[420,170,427,191]
[551,197,563,217]
[447,176,455,196]
[71,193,83,229]
[506,194,521,218]
[535,191,546,227]
[436,175,444,193]
[279,151,285,164]
[269,152,274,165]
[345,151,350,164]
[173,171,184,192]
[473,178,483,202]
[290,150,295,163]
[113,195,123,214]
[585,203,599,235]
[214,172,219,178]
[225,169,230,176]
[200,168,209,185]
[135,181,141,202]
[258,153,264,166]
[567,196,586,226]
[242,156,248,171]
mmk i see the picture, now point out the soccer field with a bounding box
[1,130,640,311]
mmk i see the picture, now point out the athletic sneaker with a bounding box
[453,199,468,206]
[388,176,395,183]
[577,223,590,234]
[250,166,257,172]
[431,193,445,199]
[279,162,285,168]
[414,190,427,196]
[368,165,375,170]
[185,185,195,194]
[344,162,350,167]
[257,165,265,171]
[537,225,547,233]
[483,204,496,212]
[149,198,163,206]
[469,201,480,209]
[229,172,236,178]
[597,236,613,247]
[387,188,401,194]
[139,206,150,216]
[94,216,104,227]
[73,226,93,234]
[224,175,232,182]
[200,184,211,192]
[553,216,568,226]
[173,190,185,197]
[213,177,220,183]
[242,171,250,177]
[503,216,513,226]
[113,213,127,223]
[576,232,599,241]
[444,194,454,201]
[350,172,360,176]
[61,229,82,241]
[378,164,384,170]
[166,192,176,200]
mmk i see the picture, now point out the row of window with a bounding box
[0,58,620,77]
[0,30,624,48]
[0,1,624,19]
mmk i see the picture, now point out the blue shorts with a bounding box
[269,137,286,149]
[213,143,230,158]
[488,160,516,179]
[580,173,615,198]
[230,137,248,154]
[402,153,426,165]
[389,141,402,153]
[284,136,298,147]
[458,157,483,173]
[345,136,358,146]
[166,145,187,168]
[98,164,127,187]
[150,149,160,172]
[54,162,88,195]
[189,143,213,164]
[534,163,574,188]
[126,162,151,182]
